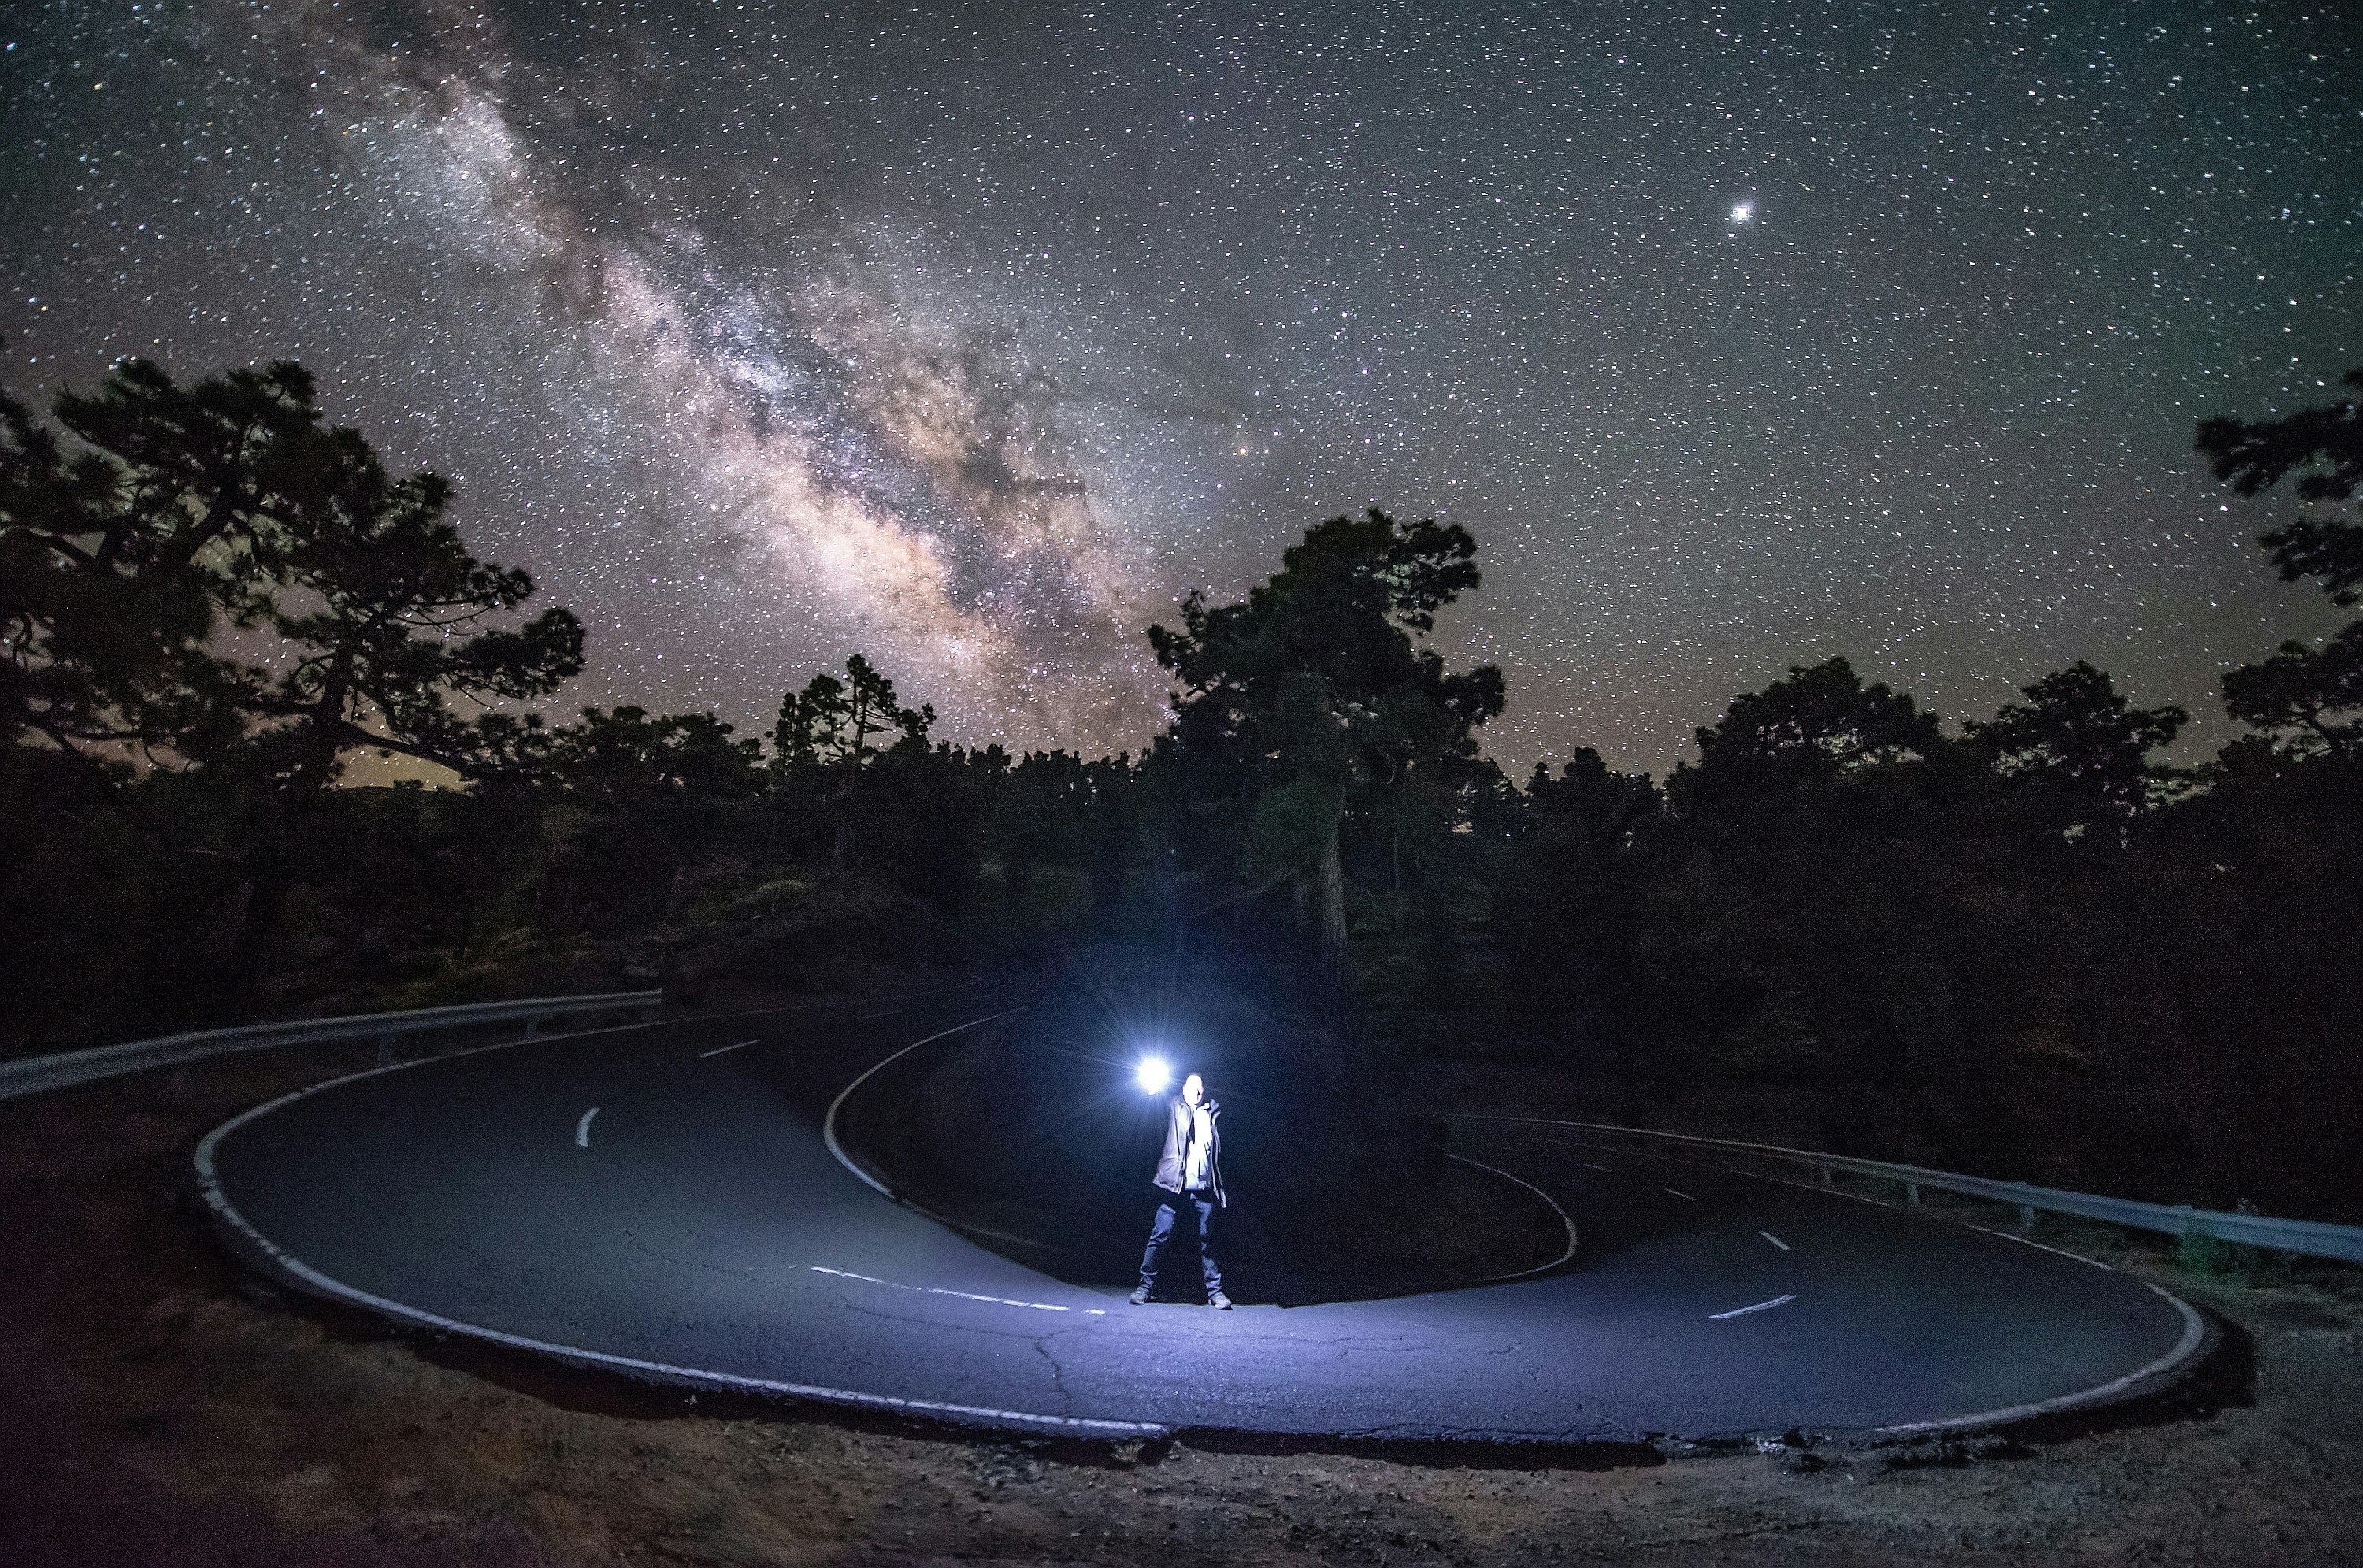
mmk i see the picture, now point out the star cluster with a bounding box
[2,0,2356,769]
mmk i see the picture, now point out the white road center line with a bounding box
[1760,1230,1792,1251]
[1582,1162,1614,1173]
[699,1040,760,1058]
[1711,1292,1797,1320]
[1664,1187,1698,1202]
[810,1266,1104,1315]
[575,1107,599,1147]
[858,1008,907,1020]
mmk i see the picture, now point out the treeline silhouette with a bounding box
[4,358,2357,1221]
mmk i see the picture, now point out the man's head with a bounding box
[1182,1072,1204,1108]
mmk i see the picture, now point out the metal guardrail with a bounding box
[1453,1114,2363,1266]
[0,991,664,1103]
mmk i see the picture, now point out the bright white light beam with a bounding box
[1136,1056,1172,1095]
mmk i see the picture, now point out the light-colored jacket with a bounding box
[1152,1096,1224,1206]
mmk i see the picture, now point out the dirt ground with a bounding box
[4,1040,2360,1567]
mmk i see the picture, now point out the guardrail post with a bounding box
[2013,1181,2035,1229]
[375,1033,394,1067]
[1819,1163,1832,1187]
[1905,1181,1920,1206]
[524,1014,543,1041]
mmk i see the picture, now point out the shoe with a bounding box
[1207,1292,1233,1310]
[1127,1285,1152,1305]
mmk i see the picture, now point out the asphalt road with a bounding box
[195,990,2205,1445]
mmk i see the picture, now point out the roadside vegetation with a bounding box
[3,356,2358,1223]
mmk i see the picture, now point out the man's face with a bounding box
[1182,1073,1204,1108]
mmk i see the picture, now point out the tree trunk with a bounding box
[830,764,858,870]
[1315,810,1351,999]
[1289,873,1313,989]
[222,836,291,1010]
[1416,851,1457,1006]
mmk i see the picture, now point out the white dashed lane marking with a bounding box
[858,1007,907,1020]
[1581,1162,1614,1173]
[575,1108,599,1147]
[1664,1187,1698,1202]
[1711,1293,1797,1321]
[699,1040,759,1058]
[1760,1230,1791,1251]
[811,1266,1106,1315]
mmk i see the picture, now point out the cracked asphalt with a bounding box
[195,990,2200,1445]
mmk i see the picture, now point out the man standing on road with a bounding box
[1130,1071,1230,1309]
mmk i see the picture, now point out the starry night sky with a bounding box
[2,1,2357,773]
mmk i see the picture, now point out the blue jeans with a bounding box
[1139,1186,1222,1296]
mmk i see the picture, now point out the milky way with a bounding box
[2,2,2357,769]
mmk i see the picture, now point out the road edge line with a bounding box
[1444,1154,1579,1281]
[1477,1119,2220,1440]
[1871,1284,2208,1436]
[820,1006,1028,1204]
[189,1010,1165,1442]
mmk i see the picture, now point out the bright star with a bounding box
[1731,202,1754,224]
